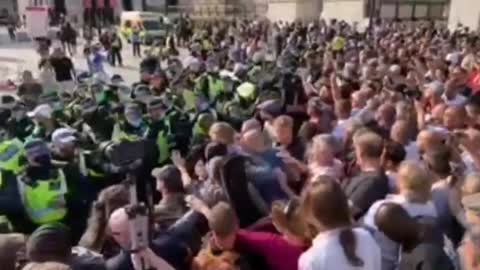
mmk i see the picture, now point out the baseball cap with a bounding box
[463,192,480,214]
[24,139,50,159]
[445,52,461,65]
[52,128,77,147]
[27,104,53,119]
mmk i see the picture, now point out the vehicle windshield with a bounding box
[143,20,162,31]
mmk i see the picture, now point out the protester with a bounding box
[3,17,480,270]
[110,33,123,67]
[300,176,381,270]
[374,202,454,270]
[41,47,76,94]
[131,26,142,58]
[18,71,43,109]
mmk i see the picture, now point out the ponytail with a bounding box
[339,228,364,267]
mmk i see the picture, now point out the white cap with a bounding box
[445,52,460,65]
[27,104,53,118]
[52,128,77,147]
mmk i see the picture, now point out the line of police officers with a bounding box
[0,45,284,241]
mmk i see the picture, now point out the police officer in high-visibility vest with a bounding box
[204,60,225,104]
[111,103,149,142]
[50,128,95,241]
[247,51,266,84]
[223,82,258,129]
[0,138,25,175]
[0,155,24,233]
[17,139,68,226]
[26,104,59,141]
[146,98,172,165]
[191,112,215,146]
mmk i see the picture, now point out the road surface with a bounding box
[0,28,181,88]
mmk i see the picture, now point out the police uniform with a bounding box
[147,98,172,165]
[111,103,149,142]
[0,138,25,175]
[223,82,257,128]
[17,140,68,226]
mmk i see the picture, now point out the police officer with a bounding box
[204,59,225,104]
[26,104,59,141]
[17,139,68,229]
[146,98,172,165]
[111,103,149,142]
[191,112,215,146]
[223,82,258,129]
[0,138,25,233]
[0,137,25,174]
[50,128,92,242]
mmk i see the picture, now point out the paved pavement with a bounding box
[0,28,167,86]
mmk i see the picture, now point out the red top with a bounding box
[469,70,480,93]
[235,229,307,270]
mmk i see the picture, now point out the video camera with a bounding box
[104,140,147,168]
[105,140,152,253]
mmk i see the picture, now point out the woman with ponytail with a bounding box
[298,176,381,270]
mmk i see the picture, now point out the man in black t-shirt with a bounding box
[47,47,76,94]
[343,131,389,219]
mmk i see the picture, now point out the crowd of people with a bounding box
[1,16,480,270]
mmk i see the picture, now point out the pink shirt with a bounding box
[235,229,306,270]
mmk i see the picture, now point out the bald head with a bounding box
[390,120,410,145]
[108,208,130,249]
[241,129,266,153]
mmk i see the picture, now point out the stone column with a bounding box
[321,0,366,25]
[267,0,321,22]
